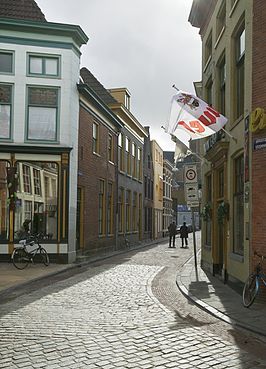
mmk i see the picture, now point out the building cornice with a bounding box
[0,144,72,154]
[0,17,89,47]
[109,102,148,139]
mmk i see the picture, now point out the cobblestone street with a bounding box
[1,235,266,368]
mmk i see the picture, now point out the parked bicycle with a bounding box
[11,233,49,270]
[242,251,266,307]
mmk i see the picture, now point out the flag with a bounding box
[166,90,228,140]
[170,134,190,161]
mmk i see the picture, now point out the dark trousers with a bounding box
[181,237,188,247]
[169,235,175,247]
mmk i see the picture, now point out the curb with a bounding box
[175,256,266,339]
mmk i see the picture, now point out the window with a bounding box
[14,161,58,240]
[137,147,142,180]
[99,180,105,235]
[205,32,212,65]
[218,57,226,115]
[24,200,32,223]
[206,174,212,247]
[218,169,224,198]
[0,51,13,74]
[132,143,137,177]
[118,133,124,171]
[216,1,226,40]
[107,182,113,235]
[125,189,131,232]
[93,123,99,154]
[22,165,31,194]
[132,192,137,231]
[118,187,124,233]
[206,77,213,106]
[108,134,114,162]
[28,54,59,77]
[0,84,12,139]
[235,23,245,119]
[27,87,59,141]
[33,168,41,196]
[233,155,244,255]
[148,154,151,169]
[126,137,131,175]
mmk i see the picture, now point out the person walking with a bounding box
[180,222,189,248]
[168,221,177,248]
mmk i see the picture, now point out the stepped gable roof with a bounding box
[0,0,46,22]
[80,67,117,105]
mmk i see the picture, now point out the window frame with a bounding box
[205,31,212,67]
[234,21,245,120]
[93,122,99,154]
[108,134,114,163]
[233,154,244,255]
[98,179,105,235]
[0,83,13,140]
[125,189,131,233]
[0,50,14,75]
[27,53,60,78]
[216,1,226,41]
[118,187,124,233]
[217,55,226,116]
[118,133,124,171]
[107,182,113,235]
[26,86,60,142]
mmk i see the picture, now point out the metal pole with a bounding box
[191,207,197,270]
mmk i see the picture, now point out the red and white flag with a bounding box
[165,90,228,140]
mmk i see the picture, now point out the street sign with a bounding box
[185,183,199,202]
[184,165,198,184]
[186,200,199,208]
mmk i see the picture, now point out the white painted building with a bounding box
[0,16,88,262]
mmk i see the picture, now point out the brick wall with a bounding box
[252,0,266,269]
[78,105,118,253]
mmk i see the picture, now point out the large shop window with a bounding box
[14,161,58,241]
[27,87,59,141]
[0,161,10,240]
[0,84,12,139]
[0,161,58,241]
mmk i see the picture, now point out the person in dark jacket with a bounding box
[168,221,177,248]
[180,222,189,248]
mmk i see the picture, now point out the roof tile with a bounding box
[80,67,117,105]
[0,0,46,22]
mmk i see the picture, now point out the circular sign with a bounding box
[185,168,196,181]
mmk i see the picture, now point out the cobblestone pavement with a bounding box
[1,235,266,368]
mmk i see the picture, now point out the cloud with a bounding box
[37,0,201,150]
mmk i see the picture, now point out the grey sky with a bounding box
[37,0,201,151]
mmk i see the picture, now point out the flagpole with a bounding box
[221,127,237,142]
[171,85,186,133]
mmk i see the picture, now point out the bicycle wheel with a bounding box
[40,248,49,266]
[12,248,29,270]
[242,273,259,307]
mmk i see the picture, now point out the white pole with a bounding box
[221,127,237,142]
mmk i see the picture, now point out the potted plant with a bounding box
[201,202,212,221]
